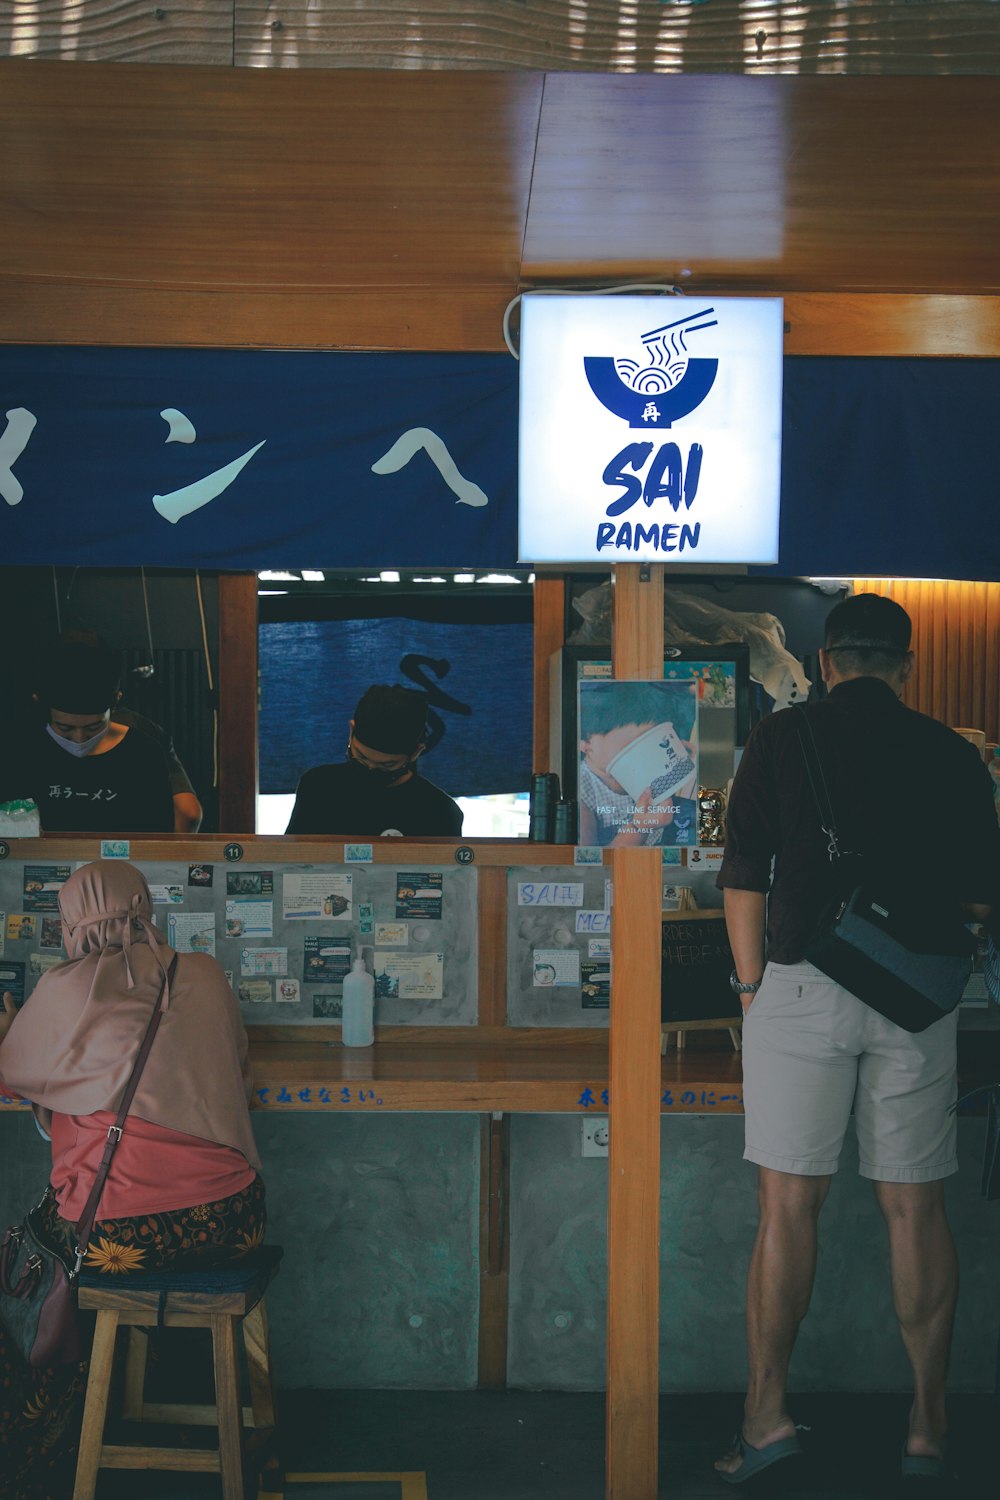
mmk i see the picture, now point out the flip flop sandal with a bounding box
[901,1443,949,1482]
[718,1428,803,1486]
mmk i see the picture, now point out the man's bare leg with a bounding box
[874,1179,957,1459]
[715,1166,831,1476]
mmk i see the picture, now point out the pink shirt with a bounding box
[50,1110,257,1222]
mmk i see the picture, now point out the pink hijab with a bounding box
[0,861,260,1170]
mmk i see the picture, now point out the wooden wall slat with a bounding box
[853,578,1000,743]
[476,867,508,1029]
[6,1,999,74]
[0,0,232,64]
[0,284,520,352]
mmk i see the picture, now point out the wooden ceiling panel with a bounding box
[522,74,1000,292]
[1,62,543,291]
[4,63,1000,350]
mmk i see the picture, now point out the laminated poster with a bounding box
[532,948,581,987]
[302,939,352,986]
[283,872,353,921]
[6,914,35,942]
[30,953,64,977]
[374,922,408,946]
[686,848,725,873]
[225,899,274,939]
[0,961,26,1007]
[226,870,274,896]
[374,951,444,1000]
[188,864,214,887]
[395,873,443,921]
[39,917,63,950]
[581,959,611,1009]
[276,977,300,1003]
[167,912,216,956]
[23,865,72,912]
[313,992,343,1019]
[577,678,699,848]
[240,946,288,978]
[238,979,273,1004]
[148,885,185,905]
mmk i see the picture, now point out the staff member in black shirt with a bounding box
[286,684,463,837]
[0,641,174,833]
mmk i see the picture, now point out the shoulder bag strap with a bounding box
[793,706,847,865]
[71,953,179,1275]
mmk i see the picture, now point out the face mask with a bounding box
[46,722,109,758]
[346,747,414,780]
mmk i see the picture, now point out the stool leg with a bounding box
[73,1309,119,1500]
[122,1325,149,1420]
[211,1313,246,1500]
[244,1301,276,1429]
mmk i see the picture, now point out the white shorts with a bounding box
[741,959,959,1183]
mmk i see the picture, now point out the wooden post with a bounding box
[606,564,664,1500]
[532,574,566,772]
[217,572,258,834]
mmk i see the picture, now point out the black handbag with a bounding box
[0,957,175,1368]
[795,710,976,1034]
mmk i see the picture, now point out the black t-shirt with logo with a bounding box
[285,761,463,837]
[0,728,175,833]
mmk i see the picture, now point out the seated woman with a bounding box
[0,860,264,1500]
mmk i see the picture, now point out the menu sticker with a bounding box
[532,948,581,987]
[374,952,444,1000]
[395,873,443,921]
[23,865,71,912]
[167,912,216,956]
[225,899,274,939]
[240,946,288,977]
[283,873,353,921]
[302,939,352,986]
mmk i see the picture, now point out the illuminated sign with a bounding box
[518,295,783,565]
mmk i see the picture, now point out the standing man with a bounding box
[286,684,463,837]
[715,593,999,1485]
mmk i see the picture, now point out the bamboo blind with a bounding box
[853,578,1000,745]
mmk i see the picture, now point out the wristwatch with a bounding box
[729,969,762,996]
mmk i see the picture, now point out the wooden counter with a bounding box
[0,1040,745,1115]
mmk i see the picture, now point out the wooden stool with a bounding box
[72,1245,282,1500]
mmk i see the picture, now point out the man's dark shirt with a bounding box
[286,761,464,837]
[1,727,174,833]
[718,677,1000,964]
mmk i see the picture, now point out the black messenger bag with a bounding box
[795,709,975,1034]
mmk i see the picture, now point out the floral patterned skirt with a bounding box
[0,1175,266,1500]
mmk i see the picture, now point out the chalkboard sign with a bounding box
[661,908,740,1024]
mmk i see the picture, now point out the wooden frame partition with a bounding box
[607,566,666,1500]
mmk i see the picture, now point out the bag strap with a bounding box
[793,707,852,865]
[71,954,178,1276]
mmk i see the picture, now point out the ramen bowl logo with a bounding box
[584,307,718,429]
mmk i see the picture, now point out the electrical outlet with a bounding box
[581,1116,609,1156]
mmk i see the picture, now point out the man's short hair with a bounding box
[37,640,122,714]
[824,593,912,677]
[353,685,428,754]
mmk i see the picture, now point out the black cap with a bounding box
[353,685,428,754]
[37,640,122,713]
[824,593,911,654]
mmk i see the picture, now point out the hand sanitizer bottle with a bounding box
[342,957,375,1047]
